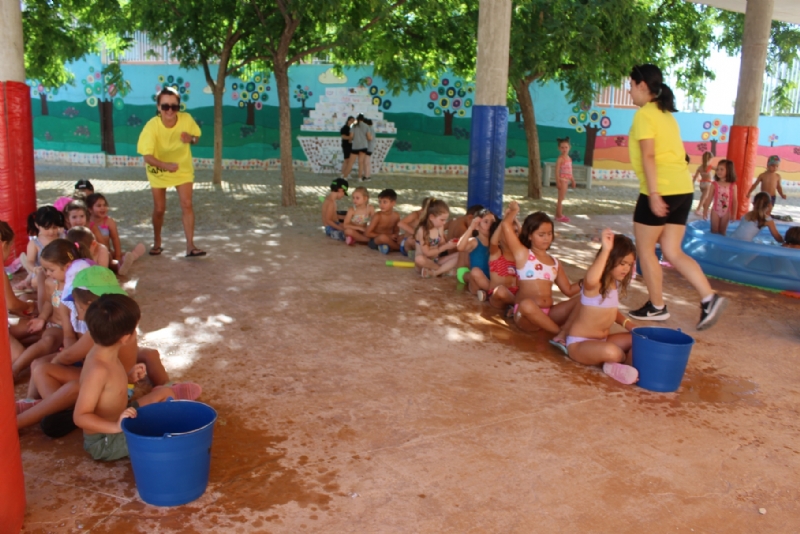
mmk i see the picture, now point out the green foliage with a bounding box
[81,63,130,109]
[23,0,131,88]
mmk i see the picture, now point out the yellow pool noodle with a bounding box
[386,261,415,268]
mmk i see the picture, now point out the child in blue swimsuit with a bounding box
[456,208,495,297]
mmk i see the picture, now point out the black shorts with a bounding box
[364,151,372,156]
[351,148,366,154]
[633,193,694,226]
[342,145,352,159]
[368,238,378,250]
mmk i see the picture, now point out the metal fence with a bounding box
[762,61,800,115]
[102,32,177,64]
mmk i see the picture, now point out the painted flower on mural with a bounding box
[700,118,728,155]
[230,73,270,126]
[427,78,473,136]
[154,75,191,109]
[368,85,393,111]
[567,105,609,166]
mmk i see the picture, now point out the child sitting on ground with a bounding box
[398,197,432,258]
[54,180,94,213]
[322,178,349,241]
[730,192,784,243]
[343,186,375,245]
[85,193,145,274]
[565,229,639,385]
[2,221,36,317]
[554,137,577,223]
[446,204,484,241]
[415,199,460,277]
[74,294,197,461]
[704,159,737,236]
[783,226,800,249]
[63,199,90,230]
[456,209,495,297]
[365,189,401,254]
[747,155,786,207]
[67,226,111,269]
[479,218,521,309]
[16,206,65,295]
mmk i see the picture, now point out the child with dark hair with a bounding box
[479,217,521,309]
[731,192,783,243]
[783,226,800,249]
[456,209,495,296]
[693,151,714,217]
[53,179,95,213]
[565,229,640,385]
[322,178,349,241]
[446,204,485,241]
[17,206,65,293]
[1,220,35,318]
[501,201,580,335]
[365,189,401,254]
[63,199,90,230]
[554,137,576,222]
[85,193,145,275]
[747,155,786,206]
[704,159,738,236]
[67,226,111,268]
[75,293,200,461]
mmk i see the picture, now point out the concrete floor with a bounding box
[14,169,800,533]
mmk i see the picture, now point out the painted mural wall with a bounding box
[28,56,800,184]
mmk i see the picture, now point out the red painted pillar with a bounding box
[728,125,759,219]
[0,274,26,532]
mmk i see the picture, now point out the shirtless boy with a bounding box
[365,189,401,254]
[747,155,787,206]
[322,178,349,241]
[446,204,485,241]
[74,294,179,461]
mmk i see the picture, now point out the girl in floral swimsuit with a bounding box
[501,201,580,335]
[703,159,738,237]
[343,187,375,245]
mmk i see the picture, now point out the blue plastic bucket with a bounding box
[122,400,217,506]
[631,327,695,392]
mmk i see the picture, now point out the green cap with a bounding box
[70,266,127,298]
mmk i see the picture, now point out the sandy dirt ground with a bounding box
[12,165,800,533]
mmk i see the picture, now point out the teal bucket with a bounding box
[631,327,694,392]
[122,400,217,506]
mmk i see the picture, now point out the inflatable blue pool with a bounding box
[682,220,800,292]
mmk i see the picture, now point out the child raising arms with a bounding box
[565,229,639,385]
[456,209,495,297]
[703,159,737,236]
[343,186,375,245]
[415,199,460,277]
[481,218,521,309]
[502,201,580,334]
[554,137,576,223]
[693,151,713,217]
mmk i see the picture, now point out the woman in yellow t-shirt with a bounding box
[137,87,205,257]
[627,64,725,331]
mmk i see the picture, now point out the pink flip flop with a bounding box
[16,399,42,415]
[602,363,639,385]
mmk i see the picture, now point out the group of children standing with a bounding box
[5,180,200,462]
[321,178,648,385]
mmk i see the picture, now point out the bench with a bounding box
[543,161,592,189]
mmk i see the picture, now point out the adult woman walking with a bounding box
[137,87,206,257]
[627,64,725,330]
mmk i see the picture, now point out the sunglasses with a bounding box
[160,104,180,112]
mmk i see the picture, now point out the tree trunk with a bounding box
[443,111,454,136]
[583,125,599,167]
[212,87,224,184]
[40,94,48,116]
[515,78,542,200]
[710,139,717,156]
[515,111,520,122]
[274,63,296,206]
[104,100,116,155]
[246,101,255,126]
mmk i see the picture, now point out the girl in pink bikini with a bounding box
[501,201,580,334]
[703,159,738,236]
[563,229,639,385]
[555,137,577,222]
[86,193,144,275]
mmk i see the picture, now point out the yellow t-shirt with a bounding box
[137,113,201,188]
[628,102,692,196]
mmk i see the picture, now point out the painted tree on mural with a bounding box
[367,81,393,112]
[769,134,778,147]
[154,75,192,108]
[28,82,58,116]
[566,106,612,166]
[426,78,473,136]
[700,118,729,156]
[83,63,131,155]
[231,73,270,126]
[294,85,312,117]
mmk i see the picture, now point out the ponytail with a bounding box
[66,226,95,259]
[41,238,86,266]
[27,205,65,236]
[630,64,677,113]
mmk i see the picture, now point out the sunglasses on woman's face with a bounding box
[160,104,180,112]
